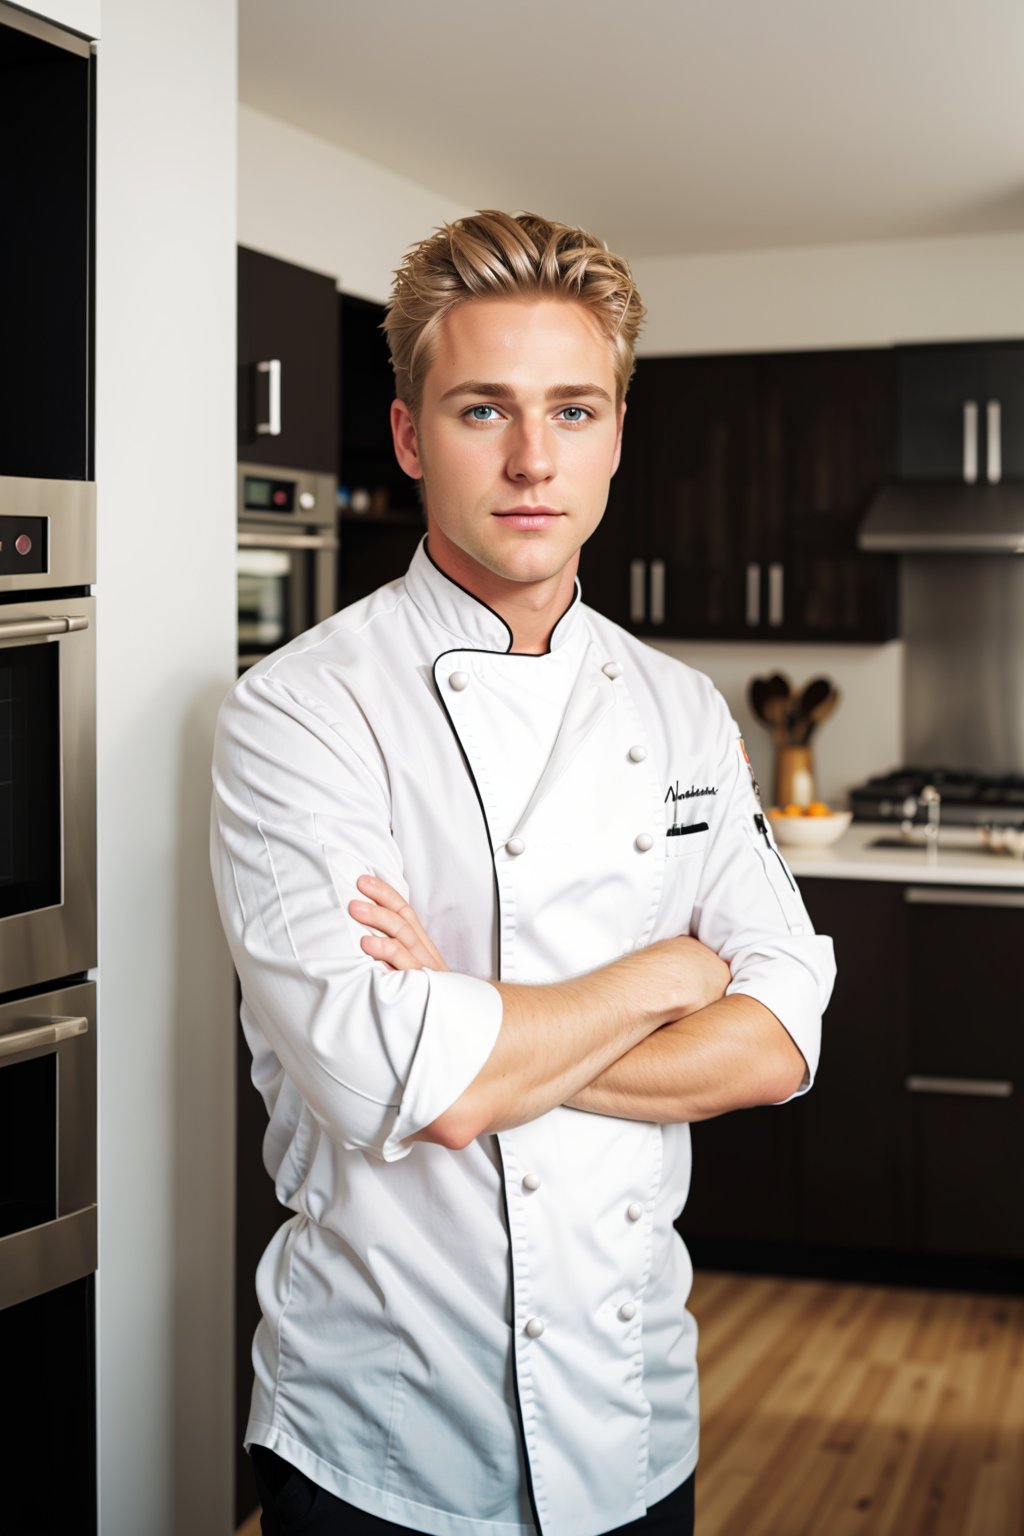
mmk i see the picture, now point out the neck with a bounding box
[425,528,578,655]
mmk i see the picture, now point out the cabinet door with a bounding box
[577,357,657,628]
[981,343,1024,480]
[604,355,761,640]
[759,350,899,642]
[795,879,910,1249]
[0,24,93,480]
[238,247,338,472]
[897,344,985,481]
[905,888,1024,1259]
[0,1276,97,1533]
[681,1103,797,1244]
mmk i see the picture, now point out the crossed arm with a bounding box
[349,874,808,1149]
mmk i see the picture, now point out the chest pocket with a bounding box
[665,820,710,860]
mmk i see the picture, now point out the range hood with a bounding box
[859,482,1024,555]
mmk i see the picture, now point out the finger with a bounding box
[360,932,420,971]
[356,874,408,912]
[349,898,428,956]
[354,880,447,970]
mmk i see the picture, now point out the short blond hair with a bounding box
[383,210,645,415]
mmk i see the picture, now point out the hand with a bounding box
[652,933,732,1019]
[348,875,449,972]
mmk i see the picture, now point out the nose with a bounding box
[505,416,555,486]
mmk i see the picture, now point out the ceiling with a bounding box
[239,0,1024,258]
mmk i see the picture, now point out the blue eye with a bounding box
[467,405,500,422]
[559,407,589,423]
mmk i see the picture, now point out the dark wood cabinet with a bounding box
[0,20,94,481]
[337,292,425,609]
[758,350,899,642]
[238,246,339,473]
[897,341,1024,483]
[0,1275,96,1534]
[794,879,909,1251]
[681,877,1024,1269]
[583,349,899,642]
[682,1101,797,1244]
[904,888,1024,1259]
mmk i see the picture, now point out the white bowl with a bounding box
[769,810,853,848]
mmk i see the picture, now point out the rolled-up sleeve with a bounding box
[690,689,836,1097]
[210,668,503,1161]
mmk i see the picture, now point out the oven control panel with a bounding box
[0,516,47,577]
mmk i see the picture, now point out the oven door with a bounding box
[237,522,338,669]
[0,979,96,1310]
[0,594,95,993]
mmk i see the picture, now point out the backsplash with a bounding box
[646,637,905,807]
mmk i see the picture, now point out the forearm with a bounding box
[412,938,721,1148]
[565,995,808,1124]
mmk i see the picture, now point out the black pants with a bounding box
[252,1447,695,1535]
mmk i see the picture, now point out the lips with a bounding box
[493,506,564,529]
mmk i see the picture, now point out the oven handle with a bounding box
[0,1014,89,1062]
[0,614,89,644]
[237,532,339,552]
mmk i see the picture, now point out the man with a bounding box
[211,210,835,1536]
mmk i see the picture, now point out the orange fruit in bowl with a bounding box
[806,801,831,817]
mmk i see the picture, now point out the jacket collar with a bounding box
[405,535,583,654]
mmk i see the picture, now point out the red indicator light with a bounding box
[273,490,287,506]
[15,534,32,555]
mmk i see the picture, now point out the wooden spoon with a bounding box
[802,685,840,745]
[792,677,832,744]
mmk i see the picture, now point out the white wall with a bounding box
[238,104,469,300]
[95,3,237,1534]
[648,638,903,806]
[631,230,1024,356]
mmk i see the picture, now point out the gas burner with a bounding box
[851,766,1024,829]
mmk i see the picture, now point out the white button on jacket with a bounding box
[210,538,835,1536]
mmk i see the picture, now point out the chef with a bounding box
[210,210,836,1536]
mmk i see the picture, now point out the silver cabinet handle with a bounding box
[629,559,646,624]
[649,559,666,625]
[906,1075,1013,1099]
[237,532,338,552]
[905,886,1024,910]
[0,1015,89,1062]
[0,614,89,644]
[963,399,978,483]
[256,358,282,436]
[745,563,761,626]
[987,399,1002,484]
[768,563,784,627]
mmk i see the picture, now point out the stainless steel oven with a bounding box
[0,477,96,993]
[0,979,96,1309]
[237,461,337,669]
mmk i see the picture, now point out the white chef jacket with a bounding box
[210,537,835,1536]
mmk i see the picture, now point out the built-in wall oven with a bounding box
[0,477,96,994]
[237,460,337,669]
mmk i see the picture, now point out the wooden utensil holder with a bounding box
[775,745,814,808]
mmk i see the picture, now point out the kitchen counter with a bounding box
[786,821,1024,889]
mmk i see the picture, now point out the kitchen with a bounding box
[2,2,1023,1534]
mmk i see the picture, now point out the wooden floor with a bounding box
[691,1269,1024,1536]
[235,1271,1024,1536]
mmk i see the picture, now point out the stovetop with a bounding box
[850,766,1024,827]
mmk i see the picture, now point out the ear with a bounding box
[610,400,627,477]
[391,399,423,480]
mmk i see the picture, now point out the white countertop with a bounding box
[785,821,1024,889]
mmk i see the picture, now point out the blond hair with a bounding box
[383,210,645,415]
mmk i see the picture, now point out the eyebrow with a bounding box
[438,380,614,405]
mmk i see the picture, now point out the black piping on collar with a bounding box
[422,535,582,656]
